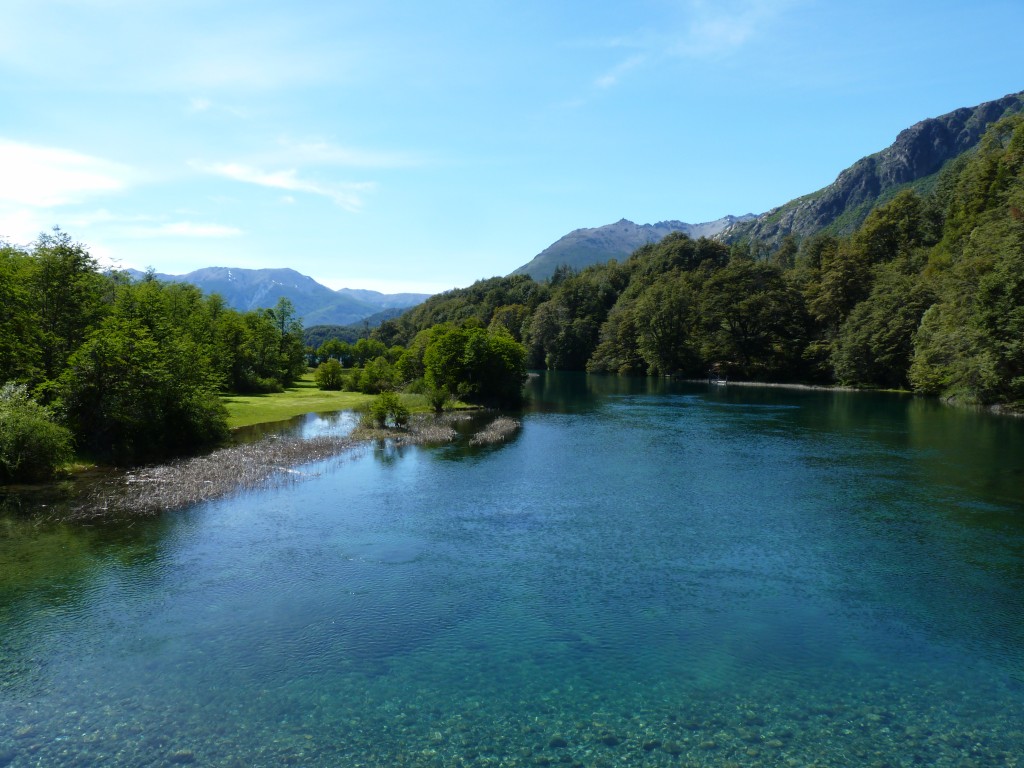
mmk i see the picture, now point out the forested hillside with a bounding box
[382,115,1024,408]
[723,90,1024,247]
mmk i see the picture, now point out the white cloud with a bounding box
[594,55,647,89]
[0,139,133,207]
[575,0,800,98]
[126,221,243,238]
[0,208,49,245]
[671,0,800,59]
[194,161,374,212]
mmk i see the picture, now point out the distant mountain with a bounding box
[124,266,429,326]
[511,215,754,281]
[722,90,1024,246]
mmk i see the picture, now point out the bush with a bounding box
[426,385,451,413]
[369,391,409,428]
[0,382,73,483]
[359,356,399,394]
[57,320,228,464]
[314,359,345,390]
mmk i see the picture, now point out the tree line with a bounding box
[1,230,306,478]
[374,115,1024,409]
[312,323,528,415]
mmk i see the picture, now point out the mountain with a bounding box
[511,215,754,280]
[722,90,1024,247]
[124,266,429,326]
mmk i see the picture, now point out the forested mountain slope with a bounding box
[383,114,1024,408]
[722,90,1024,247]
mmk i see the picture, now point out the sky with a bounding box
[2,0,1023,294]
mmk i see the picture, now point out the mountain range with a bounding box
[511,90,1024,278]
[135,91,1024,325]
[511,215,755,281]
[125,267,429,327]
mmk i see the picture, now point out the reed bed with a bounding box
[469,416,521,446]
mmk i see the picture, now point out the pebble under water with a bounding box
[1,374,1023,767]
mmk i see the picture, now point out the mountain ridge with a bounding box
[721,90,1024,245]
[124,266,430,326]
[511,214,755,280]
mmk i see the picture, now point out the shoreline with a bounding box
[681,376,1024,416]
[15,412,520,522]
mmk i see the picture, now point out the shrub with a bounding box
[0,382,73,483]
[369,391,409,428]
[426,385,451,413]
[314,359,345,390]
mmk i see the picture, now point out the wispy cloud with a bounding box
[671,0,800,59]
[193,161,375,212]
[0,3,355,93]
[126,221,243,238]
[0,139,133,207]
[594,54,648,89]
[574,0,799,99]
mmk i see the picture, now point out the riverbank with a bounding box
[42,412,521,521]
[685,376,1024,416]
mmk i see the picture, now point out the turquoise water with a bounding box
[2,374,1023,767]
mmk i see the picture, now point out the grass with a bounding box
[220,372,450,429]
[222,372,374,429]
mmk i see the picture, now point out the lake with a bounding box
[1,373,1023,767]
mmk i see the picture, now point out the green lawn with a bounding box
[222,373,375,429]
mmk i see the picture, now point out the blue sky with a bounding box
[2,0,1022,294]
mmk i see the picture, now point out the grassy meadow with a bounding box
[221,372,374,429]
[221,372,440,430]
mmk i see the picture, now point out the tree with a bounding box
[424,326,527,405]
[57,318,227,464]
[699,260,808,379]
[832,267,934,388]
[29,228,109,385]
[0,382,73,483]
[634,275,700,375]
[314,359,345,390]
[354,356,399,394]
[0,244,42,384]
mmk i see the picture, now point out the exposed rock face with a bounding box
[512,214,754,281]
[722,91,1024,246]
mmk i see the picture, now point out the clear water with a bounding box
[2,374,1023,767]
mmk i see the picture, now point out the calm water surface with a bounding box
[1,374,1023,767]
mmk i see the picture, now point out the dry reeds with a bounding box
[59,411,519,520]
[469,417,521,446]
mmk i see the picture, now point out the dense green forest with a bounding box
[376,115,1024,409]
[0,230,307,477]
